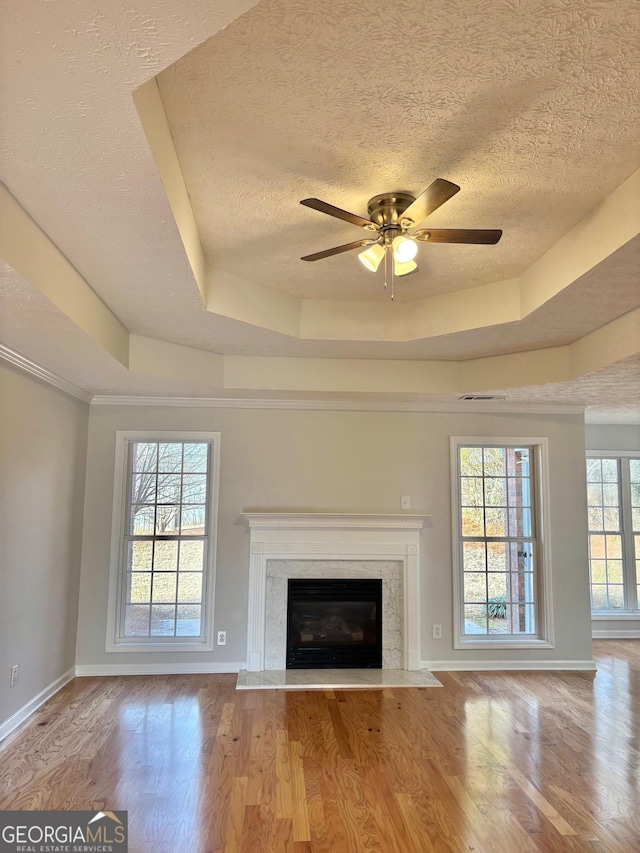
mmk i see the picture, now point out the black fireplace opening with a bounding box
[286,578,382,669]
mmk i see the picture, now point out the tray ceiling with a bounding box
[0,0,639,417]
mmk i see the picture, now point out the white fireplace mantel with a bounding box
[240,513,430,671]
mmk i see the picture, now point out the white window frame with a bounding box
[105,430,221,652]
[450,436,554,650]
[588,450,640,621]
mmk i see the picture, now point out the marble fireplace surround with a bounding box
[240,514,430,671]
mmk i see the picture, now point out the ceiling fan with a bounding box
[300,179,502,299]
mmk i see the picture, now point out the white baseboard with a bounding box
[422,659,597,672]
[75,662,246,677]
[0,667,75,743]
[592,630,640,639]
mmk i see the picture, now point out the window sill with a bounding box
[106,638,214,653]
[455,637,554,651]
[591,612,640,621]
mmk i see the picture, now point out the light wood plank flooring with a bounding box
[1,640,639,852]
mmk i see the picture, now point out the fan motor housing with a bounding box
[367,192,416,227]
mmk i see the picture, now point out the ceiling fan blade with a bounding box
[300,198,376,229]
[301,239,375,261]
[413,228,502,244]
[400,179,461,226]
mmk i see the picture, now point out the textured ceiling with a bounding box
[158,0,640,302]
[0,0,639,418]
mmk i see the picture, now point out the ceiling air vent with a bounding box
[459,395,506,401]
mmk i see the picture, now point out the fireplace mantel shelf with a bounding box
[239,512,431,530]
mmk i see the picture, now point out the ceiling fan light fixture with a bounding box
[358,243,385,272]
[393,258,418,277]
[392,234,418,263]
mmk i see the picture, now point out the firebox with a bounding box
[286,578,382,668]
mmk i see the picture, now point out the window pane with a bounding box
[601,459,618,482]
[150,604,176,635]
[181,506,206,534]
[633,508,640,531]
[462,542,485,572]
[588,507,603,530]
[133,443,157,472]
[152,573,177,603]
[178,573,203,603]
[128,541,152,572]
[485,508,507,537]
[461,478,483,506]
[183,444,208,473]
[587,483,603,507]
[630,459,640,482]
[487,573,508,598]
[590,560,606,583]
[591,586,607,609]
[483,447,506,477]
[602,483,619,506]
[464,605,488,634]
[156,506,181,535]
[464,574,486,602]
[130,505,155,535]
[179,540,204,571]
[460,447,483,476]
[485,478,507,506]
[177,605,201,636]
[608,586,624,609]
[607,562,623,584]
[487,542,508,571]
[603,508,620,531]
[154,540,178,571]
[182,474,207,504]
[158,443,183,472]
[132,472,156,505]
[586,458,602,482]
[157,473,181,504]
[508,508,531,538]
[125,604,150,636]
[127,572,151,603]
[606,536,622,559]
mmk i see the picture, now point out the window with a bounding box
[106,431,220,651]
[451,438,553,648]
[587,454,640,615]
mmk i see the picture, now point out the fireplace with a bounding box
[241,513,428,671]
[286,579,382,668]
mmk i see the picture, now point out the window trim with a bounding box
[105,430,221,653]
[450,436,555,650]
[587,450,640,619]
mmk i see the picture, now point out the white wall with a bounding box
[586,423,640,637]
[0,362,88,730]
[75,404,593,668]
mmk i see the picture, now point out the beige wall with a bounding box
[0,362,88,728]
[585,423,640,635]
[75,404,593,666]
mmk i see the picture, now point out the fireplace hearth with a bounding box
[286,578,382,668]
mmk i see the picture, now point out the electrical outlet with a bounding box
[401,495,411,510]
[217,631,227,646]
[10,664,19,688]
[432,624,442,640]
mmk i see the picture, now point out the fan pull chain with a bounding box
[391,262,395,301]
[383,248,388,290]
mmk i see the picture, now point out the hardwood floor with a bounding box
[1,641,639,852]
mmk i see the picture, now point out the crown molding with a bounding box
[90,395,585,415]
[0,344,92,403]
